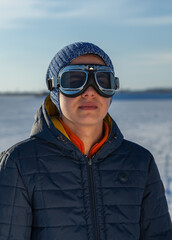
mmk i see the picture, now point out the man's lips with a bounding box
[79,106,98,110]
[79,103,98,110]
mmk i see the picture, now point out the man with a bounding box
[0,42,172,240]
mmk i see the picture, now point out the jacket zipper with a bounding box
[87,156,99,240]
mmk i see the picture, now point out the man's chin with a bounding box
[76,117,103,127]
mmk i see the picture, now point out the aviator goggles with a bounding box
[47,65,119,98]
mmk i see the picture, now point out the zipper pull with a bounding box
[88,158,92,166]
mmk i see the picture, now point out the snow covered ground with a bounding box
[0,95,172,216]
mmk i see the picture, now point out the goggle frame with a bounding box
[47,65,119,98]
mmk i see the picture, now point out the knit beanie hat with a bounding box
[46,42,114,116]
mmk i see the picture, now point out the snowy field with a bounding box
[0,95,172,217]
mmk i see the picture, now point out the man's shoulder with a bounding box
[122,138,151,155]
[0,137,50,176]
[1,137,43,163]
[119,138,153,167]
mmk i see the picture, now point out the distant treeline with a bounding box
[1,88,172,97]
[0,91,49,96]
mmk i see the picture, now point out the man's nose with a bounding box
[81,86,97,98]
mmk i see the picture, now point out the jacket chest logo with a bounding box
[118,171,129,183]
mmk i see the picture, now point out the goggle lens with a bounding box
[96,72,115,89]
[61,71,86,89]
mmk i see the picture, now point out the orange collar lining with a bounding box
[59,118,109,158]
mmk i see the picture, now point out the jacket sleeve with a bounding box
[140,155,172,240]
[0,151,32,240]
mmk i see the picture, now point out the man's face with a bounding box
[59,54,111,128]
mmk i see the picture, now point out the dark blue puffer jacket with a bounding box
[0,96,172,240]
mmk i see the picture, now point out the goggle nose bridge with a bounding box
[83,71,100,91]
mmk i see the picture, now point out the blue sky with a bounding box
[0,0,172,92]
